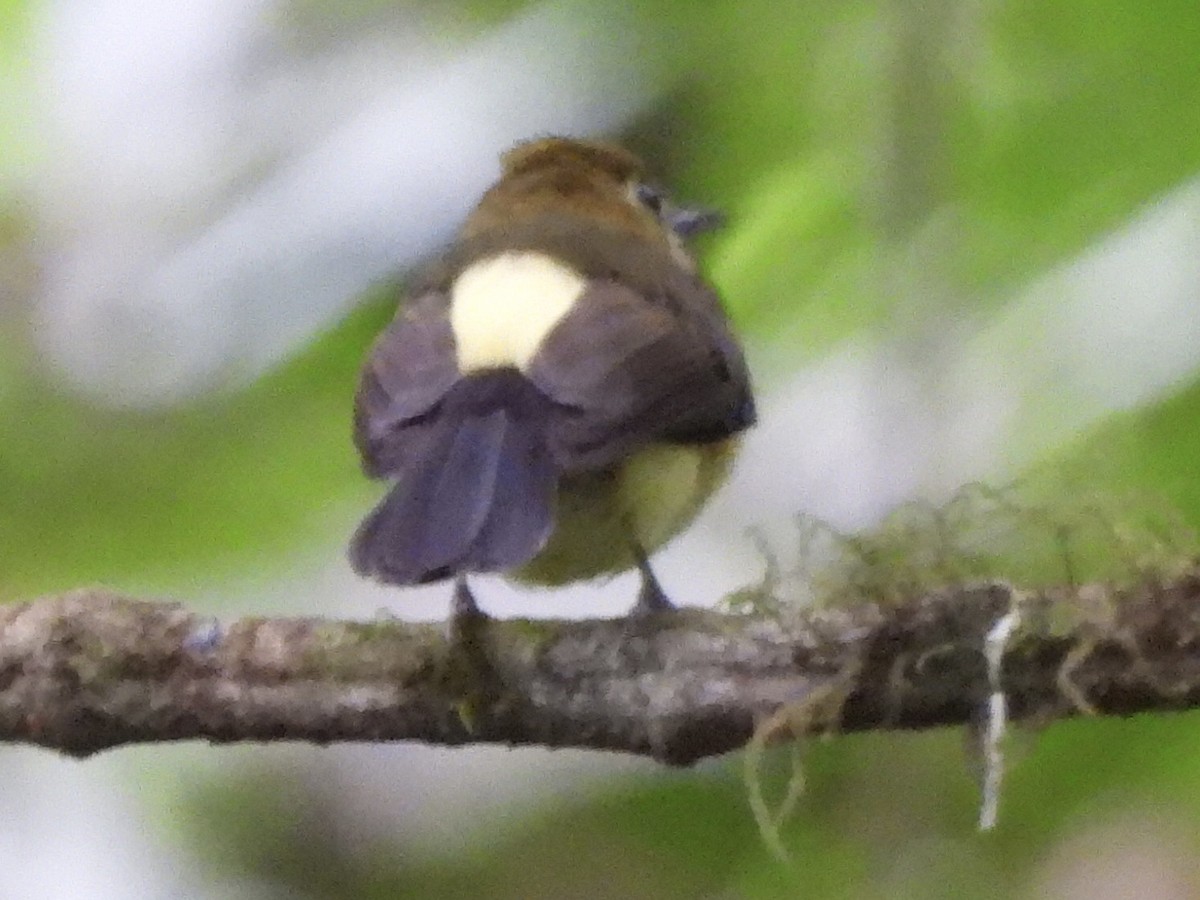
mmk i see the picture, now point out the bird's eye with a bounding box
[634,182,665,215]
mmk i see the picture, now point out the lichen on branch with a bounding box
[1,561,1200,764]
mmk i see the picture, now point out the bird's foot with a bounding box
[447,576,500,732]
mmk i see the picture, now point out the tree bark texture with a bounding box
[2,570,1199,765]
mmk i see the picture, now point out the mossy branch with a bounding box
[2,568,1200,764]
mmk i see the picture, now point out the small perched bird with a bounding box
[350,136,755,614]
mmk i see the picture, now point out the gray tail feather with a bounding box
[349,409,556,585]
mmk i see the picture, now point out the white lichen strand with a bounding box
[979,589,1021,831]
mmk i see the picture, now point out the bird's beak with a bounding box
[665,203,725,238]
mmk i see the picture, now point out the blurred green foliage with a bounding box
[5,0,1200,598]
[5,0,1200,896]
[185,764,766,899]
[0,0,33,181]
[0,290,394,597]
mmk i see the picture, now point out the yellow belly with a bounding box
[513,438,739,586]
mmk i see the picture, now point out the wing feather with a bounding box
[526,278,754,471]
[353,290,459,478]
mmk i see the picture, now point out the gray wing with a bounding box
[351,290,560,584]
[353,290,460,479]
[526,275,755,472]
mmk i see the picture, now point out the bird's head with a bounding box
[462,136,723,250]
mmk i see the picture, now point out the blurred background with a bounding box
[3,0,1200,896]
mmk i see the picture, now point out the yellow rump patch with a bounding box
[449,252,586,373]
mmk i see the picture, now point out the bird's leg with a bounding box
[447,574,492,659]
[629,541,675,616]
[450,574,487,628]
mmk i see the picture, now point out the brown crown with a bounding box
[500,137,644,182]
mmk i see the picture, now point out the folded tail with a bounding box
[349,372,556,585]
